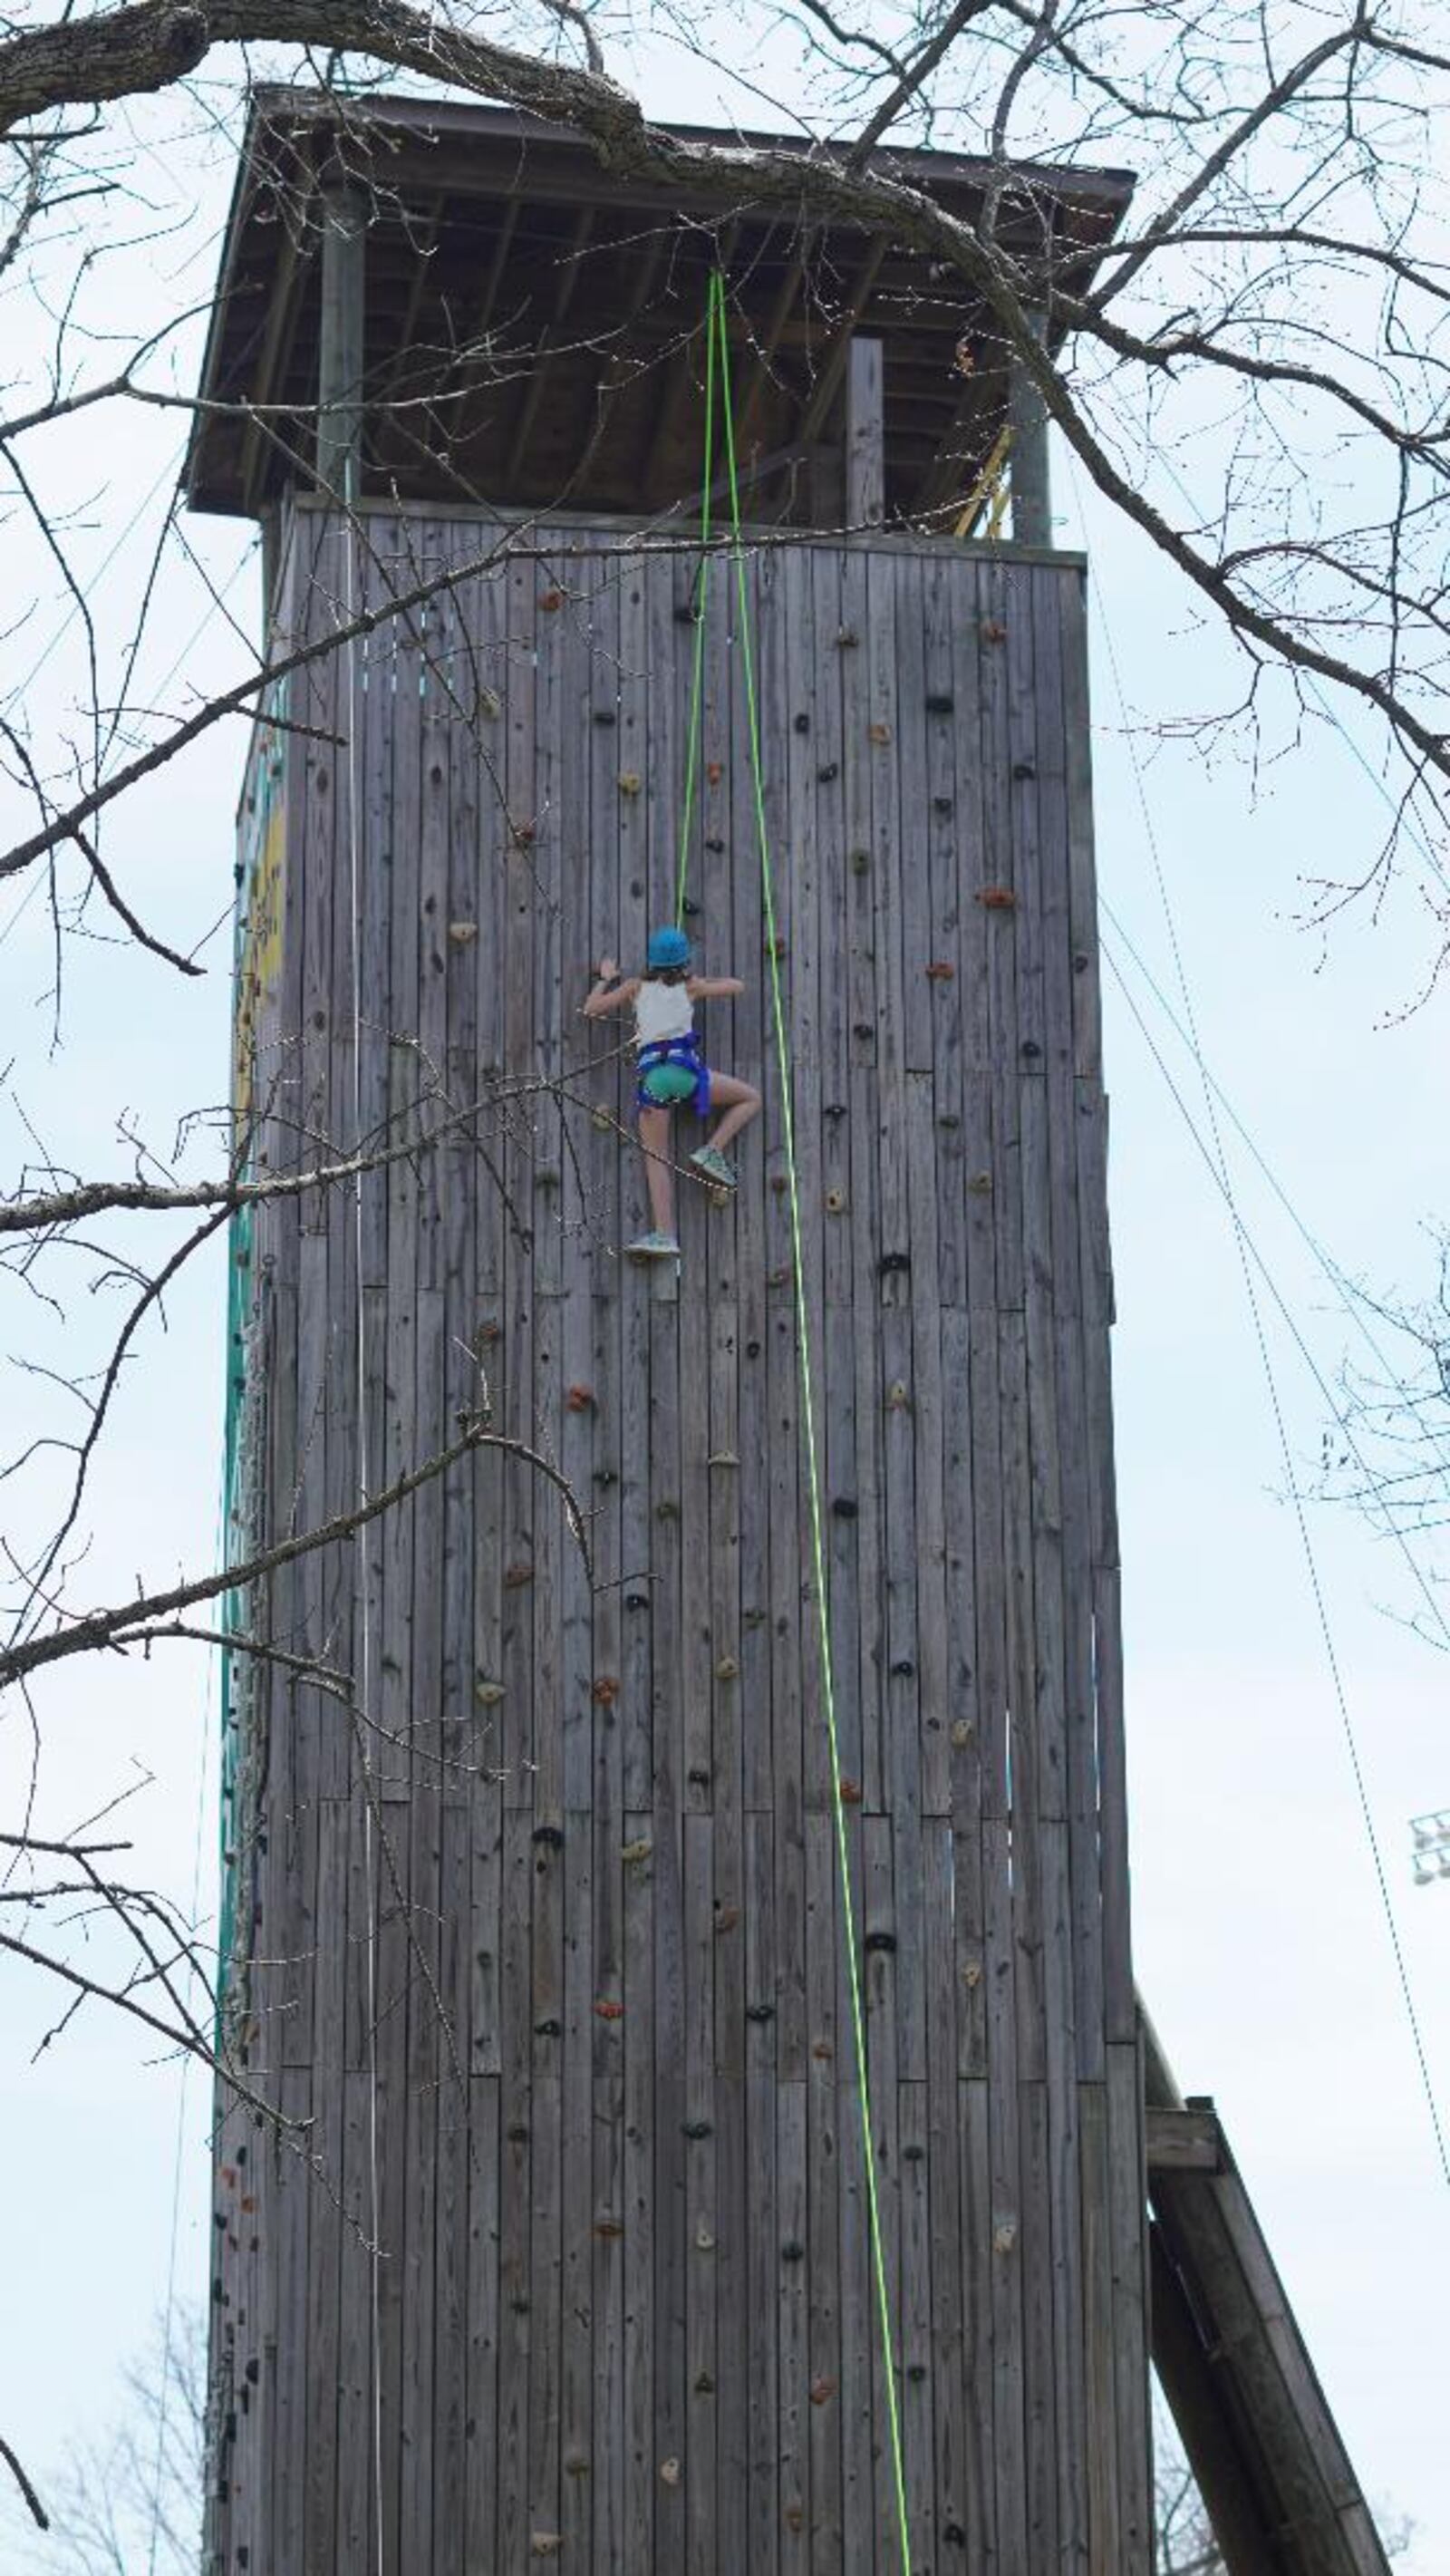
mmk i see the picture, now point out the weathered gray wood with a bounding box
[316,186,366,504]
[1009,308,1051,548]
[846,336,884,531]
[216,499,1172,2576]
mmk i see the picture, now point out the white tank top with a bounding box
[633,978,695,1049]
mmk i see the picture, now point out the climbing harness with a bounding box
[677,267,915,2576]
[635,1032,711,1114]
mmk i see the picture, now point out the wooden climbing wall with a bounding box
[207,499,1150,2575]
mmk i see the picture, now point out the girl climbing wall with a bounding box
[582,924,761,1257]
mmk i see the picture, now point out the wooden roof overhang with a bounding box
[184,89,1134,529]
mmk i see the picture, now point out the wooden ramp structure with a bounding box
[1145,2019,1393,2576]
[190,90,1393,2576]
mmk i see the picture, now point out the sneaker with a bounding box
[625,1230,681,1260]
[691,1145,736,1189]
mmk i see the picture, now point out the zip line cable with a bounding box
[1072,470,1449,2184]
[1102,944,1449,2187]
[689,267,915,2575]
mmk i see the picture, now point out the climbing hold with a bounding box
[817,761,839,783]
[976,885,1016,909]
[447,920,478,947]
[532,1823,565,1851]
[945,2521,967,2547]
[660,2459,681,2489]
[767,1263,794,1288]
[837,1776,863,1806]
[926,692,955,715]
[594,1999,624,2021]
[786,2505,805,2535]
[887,1380,911,1411]
[781,2240,805,2263]
[694,2367,716,2390]
[478,1319,501,1343]
[993,2221,1018,2254]
[674,600,698,623]
[713,1903,740,1934]
[707,1450,739,1469]
[962,1959,983,1990]
[683,2117,712,2140]
[478,686,501,720]
[508,2122,530,2145]
[850,848,870,873]
[594,1467,618,1487]
[933,795,953,816]
[538,587,564,613]
[811,2039,834,2061]
[746,2000,776,2022]
[534,2017,562,2039]
[904,2142,925,2163]
[706,760,723,786]
[705,833,726,852]
[624,1592,650,1612]
[809,2377,838,2407]
[879,1250,910,1277]
[981,618,1008,644]
[938,1112,961,1129]
[715,1652,740,1681]
[891,1657,916,1679]
[1020,1039,1042,1061]
[512,819,536,847]
[793,712,810,733]
[530,2533,563,2557]
[621,1837,652,1864]
[566,2455,590,2478]
[864,1929,897,1955]
[967,1172,993,1195]
[835,626,858,647]
[765,934,787,959]
[687,1765,711,1789]
[593,2217,624,2238]
[950,1718,974,1749]
[1012,759,1036,780]
[592,708,617,726]
[825,1188,847,1215]
[618,772,642,797]
[769,1172,788,1196]
[831,1496,858,1520]
[695,2222,716,2252]
[926,960,956,981]
[475,1680,505,1707]
[867,721,892,745]
[591,1676,621,1706]
[504,1562,535,1588]
[566,1383,595,1410]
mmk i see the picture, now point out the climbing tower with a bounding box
[188,89,1394,2576]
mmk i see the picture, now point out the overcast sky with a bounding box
[1,26,1447,2571]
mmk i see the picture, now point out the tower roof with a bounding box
[184,87,1133,527]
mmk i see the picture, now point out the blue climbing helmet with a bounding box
[646,924,692,973]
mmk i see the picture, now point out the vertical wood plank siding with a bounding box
[208,502,1149,2575]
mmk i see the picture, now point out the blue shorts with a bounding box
[635,1034,711,1118]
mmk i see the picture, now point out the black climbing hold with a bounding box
[1012,759,1036,780]
[682,897,701,917]
[625,1593,650,1612]
[926,692,955,715]
[683,2119,713,2140]
[746,2001,776,2023]
[907,2363,927,2383]
[945,2523,967,2547]
[879,1251,911,1276]
[904,2142,925,2162]
[535,2017,562,2039]
[891,1658,916,1679]
[746,1339,761,1359]
[933,794,953,815]
[532,1823,565,1850]
[781,2240,805,2262]
[853,1021,873,1041]
[1020,1039,1042,1061]
[687,1766,711,1788]
[508,2122,530,2144]
[817,761,839,783]
[705,835,725,852]
[594,1467,618,1487]
[593,709,616,726]
[793,712,810,733]
[245,2357,259,2384]
[865,1930,897,1956]
[674,602,699,623]
[824,1101,847,1119]
[831,1497,858,1520]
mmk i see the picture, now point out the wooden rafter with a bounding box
[505,204,596,484]
[795,231,891,449]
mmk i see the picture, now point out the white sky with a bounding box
[1,23,1447,2571]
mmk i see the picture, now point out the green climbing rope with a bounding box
[673,284,719,933]
[702,265,915,2576]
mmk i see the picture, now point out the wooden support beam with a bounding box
[1009,305,1052,546]
[844,334,884,530]
[795,235,890,448]
[1146,2104,1223,2174]
[731,230,812,456]
[569,234,666,491]
[240,228,302,518]
[315,183,366,505]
